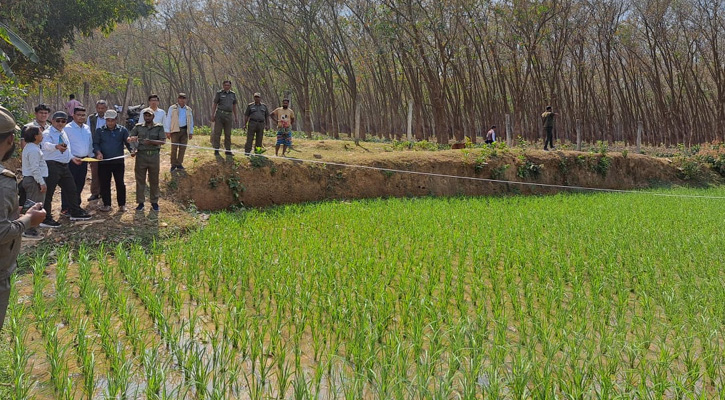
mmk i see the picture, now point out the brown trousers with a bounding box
[135,151,161,204]
[90,162,100,195]
[170,127,188,167]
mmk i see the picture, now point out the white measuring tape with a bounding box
[87,139,725,200]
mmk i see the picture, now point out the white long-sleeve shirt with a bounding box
[41,126,73,163]
[151,108,166,125]
[64,121,93,158]
[21,142,48,186]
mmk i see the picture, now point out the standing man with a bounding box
[147,94,166,124]
[164,93,194,171]
[0,105,46,330]
[93,110,132,212]
[211,81,238,156]
[65,94,82,117]
[541,106,559,151]
[243,92,269,155]
[41,111,91,227]
[63,107,93,213]
[485,125,496,144]
[21,103,51,149]
[270,98,295,157]
[19,104,52,207]
[86,100,109,201]
[129,108,165,212]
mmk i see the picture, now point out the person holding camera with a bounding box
[0,105,47,330]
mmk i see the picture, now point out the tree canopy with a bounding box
[0,0,154,79]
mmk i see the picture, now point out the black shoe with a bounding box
[22,230,43,240]
[40,219,61,228]
[151,203,159,212]
[135,203,145,211]
[87,194,100,201]
[177,165,185,170]
[70,213,92,221]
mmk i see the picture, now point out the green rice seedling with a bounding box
[45,325,71,396]
[55,246,72,323]
[143,346,167,399]
[81,351,96,399]
[105,355,132,399]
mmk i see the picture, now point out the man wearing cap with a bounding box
[40,111,91,226]
[270,98,295,157]
[94,110,132,212]
[244,93,269,155]
[86,100,109,201]
[211,81,238,156]
[164,93,194,171]
[129,108,165,212]
[0,105,46,330]
[63,107,94,212]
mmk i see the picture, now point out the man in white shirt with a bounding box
[64,107,94,212]
[40,111,91,227]
[148,94,166,124]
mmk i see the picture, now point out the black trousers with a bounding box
[0,276,10,331]
[44,160,83,219]
[544,126,554,149]
[98,162,126,207]
[64,160,88,211]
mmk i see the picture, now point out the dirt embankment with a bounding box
[169,150,709,210]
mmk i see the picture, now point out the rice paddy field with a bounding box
[5,188,725,399]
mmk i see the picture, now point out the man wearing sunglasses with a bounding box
[40,111,91,227]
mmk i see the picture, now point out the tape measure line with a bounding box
[93,140,725,200]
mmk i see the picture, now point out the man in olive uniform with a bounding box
[0,105,46,330]
[211,80,238,156]
[244,93,269,155]
[129,108,166,212]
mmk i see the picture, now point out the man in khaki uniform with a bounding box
[244,92,269,154]
[129,108,165,212]
[211,80,238,156]
[164,93,194,171]
[0,105,46,330]
[270,98,295,156]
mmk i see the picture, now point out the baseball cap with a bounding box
[52,111,68,121]
[104,110,118,119]
[0,106,20,134]
[253,92,261,98]
[142,107,154,115]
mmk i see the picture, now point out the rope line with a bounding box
[93,140,725,200]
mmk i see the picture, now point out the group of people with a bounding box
[16,100,170,237]
[211,82,296,157]
[10,83,297,238]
